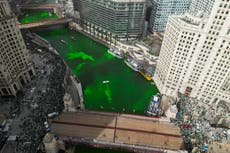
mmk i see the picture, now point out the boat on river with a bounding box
[139,69,152,81]
[71,36,76,40]
[60,39,67,44]
[147,94,161,116]
[102,80,110,84]
[124,58,140,72]
[108,48,124,59]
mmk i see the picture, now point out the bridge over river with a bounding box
[51,111,185,152]
[19,18,72,29]
[20,3,61,10]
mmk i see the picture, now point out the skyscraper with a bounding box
[0,0,35,96]
[189,0,215,17]
[75,0,146,41]
[148,0,192,33]
[154,0,230,103]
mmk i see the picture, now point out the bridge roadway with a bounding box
[20,3,61,10]
[51,111,185,151]
[19,18,72,29]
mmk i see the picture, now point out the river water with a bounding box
[37,26,159,115]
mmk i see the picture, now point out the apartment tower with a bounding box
[0,0,35,96]
[154,0,230,103]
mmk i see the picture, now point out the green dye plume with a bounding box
[104,84,112,103]
[84,87,92,96]
[66,52,95,61]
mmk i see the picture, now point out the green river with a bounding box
[22,0,158,151]
[38,27,159,115]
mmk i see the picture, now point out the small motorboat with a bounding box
[60,40,67,44]
[108,48,124,59]
[103,80,110,84]
[147,94,161,116]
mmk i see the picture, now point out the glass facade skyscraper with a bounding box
[149,0,192,33]
[76,0,146,41]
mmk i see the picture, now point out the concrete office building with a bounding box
[75,0,146,41]
[148,0,192,33]
[0,0,35,96]
[154,0,230,104]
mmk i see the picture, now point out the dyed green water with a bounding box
[20,11,58,24]
[38,27,159,115]
[75,145,132,153]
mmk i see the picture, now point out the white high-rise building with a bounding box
[154,0,230,104]
[149,0,192,33]
[0,0,35,96]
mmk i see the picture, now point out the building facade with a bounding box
[149,0,192,33]
[189,0,215,17]
[0,0,35,96]
[154,0,230,103]
[75,0,146,41]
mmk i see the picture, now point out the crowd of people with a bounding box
[173,94,229,152]
[1,32,67,153]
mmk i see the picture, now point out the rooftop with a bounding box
[170,13,206,30]
[180,13,204,27]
